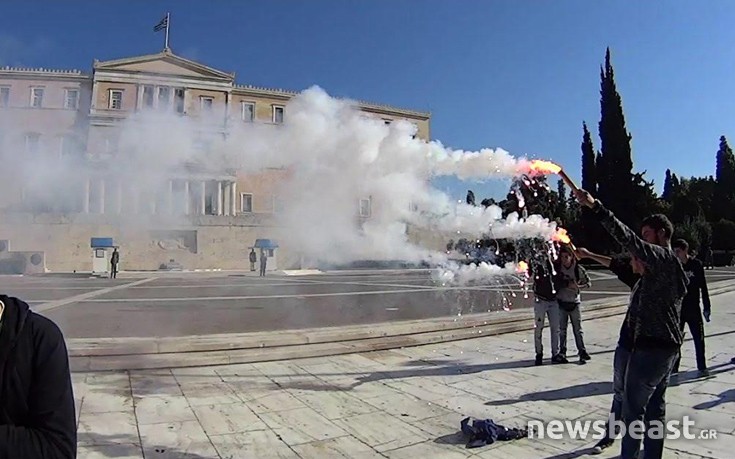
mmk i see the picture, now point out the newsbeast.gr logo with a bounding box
[527,415,718,441]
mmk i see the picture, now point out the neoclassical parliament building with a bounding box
[0,47,431,272]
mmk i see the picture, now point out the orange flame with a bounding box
[527,160,562,175]
[516,261,529,274]
[552,227,571,244]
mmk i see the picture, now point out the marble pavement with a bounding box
[74,291,735,458]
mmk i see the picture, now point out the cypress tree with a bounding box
[662,169,674,202]
[581,122,597,194]
[598,48,634,223]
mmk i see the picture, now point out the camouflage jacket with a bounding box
[592,201,687,349]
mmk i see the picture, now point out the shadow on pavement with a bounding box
[484,381,612,406]
[81,433,215,459]
[540,448,601,459]
[693,388,735,410]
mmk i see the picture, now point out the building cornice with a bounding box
[0,66,89,81]
[233,84,431,119]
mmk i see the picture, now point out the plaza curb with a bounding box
[68,281,735,372]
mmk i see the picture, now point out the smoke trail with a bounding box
[2,84,559,278]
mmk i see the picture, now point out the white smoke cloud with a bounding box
[3,84,557,280]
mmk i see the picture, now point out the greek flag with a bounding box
[154,15,168,32]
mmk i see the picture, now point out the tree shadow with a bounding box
[433,432,467,446]
[276,358,541,392]
[485,381,612,406]
[693,388,735,410]
[80,433,216,459]
[539,448,602,459]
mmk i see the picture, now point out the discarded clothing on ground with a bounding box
[460,416,528,448]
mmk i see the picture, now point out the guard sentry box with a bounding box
[91,237,115,276]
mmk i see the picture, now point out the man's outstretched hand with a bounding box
[574,189,596,208]
[574,247,594,259]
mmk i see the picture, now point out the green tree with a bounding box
[714,136,735,221]
[597,48,634,224]
[662,169,674,202]
[712,219,735,251]
[581,122,597,194]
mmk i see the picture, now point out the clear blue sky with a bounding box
[2,0,733,200]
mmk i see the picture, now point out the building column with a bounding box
[225,92,232,127]
[99,179,106,214]
[231,181,237,216]
[184,180,190,215]
[216,181,223,216]
[168,180,174,214]
[116,181,123,214]
[200,181,207,215]
[225,182,232,216]
[136,84,144,111]
[132,187,139,214]
[83,178,90,213]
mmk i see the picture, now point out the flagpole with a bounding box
[164,12,170,50]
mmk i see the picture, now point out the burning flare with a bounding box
[552,227,571,244]
[515,260,529,275]
[525,160,562,175]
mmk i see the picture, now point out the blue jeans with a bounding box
[606,345,631,437]
[621,347,679,459]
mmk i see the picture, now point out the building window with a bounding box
[200,96,213,112]
[359,198,372,217]
[60,135,79,159]
[272,105,284,124]
[272,195,283,213]
[158,87,170,109]
[64,89,79,110]
[174,88,185,113]
[143,85,155,108]
[383,119,392,125]
[109,90,123,110]
[30,87,44,108]
[241,193,253,213]
[241,102,255,122]
[0,87,9,108]
[25,133,40,154]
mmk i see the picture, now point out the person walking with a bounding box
[259,250,268,277]
[555,245,591,364]
[672,239,711,377]
[249,248,257,272]
[531,257,566,366]
[575,189,687,459]
[110,247,120,279]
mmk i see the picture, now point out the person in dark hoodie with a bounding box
[672,239,711,377]
[574,247,643,455]
[554,245,591,364]
[531,257,566,366]
[575,189,687,459]
[0,295,76,459]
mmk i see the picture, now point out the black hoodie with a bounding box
[0,295,76,459]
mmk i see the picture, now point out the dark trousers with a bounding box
[110,264,118,279]
[620,347,679,459]
[260,264,266,276]
[559,304,586,356]
[673,311,706,371]
[602,345,631,440]
[250,261,256,271]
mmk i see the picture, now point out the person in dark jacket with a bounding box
[0,295,76,458]
[249,249,257,272]
[575,247,642,455]
[575,189,687,459]
[259,250,268,277]
[672,239,711,376]
[554,245,591,364]
[531,258,566,366]
[110,248,120,279]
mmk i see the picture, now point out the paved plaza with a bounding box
[0,268,692,338]
[67,286,735,458]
